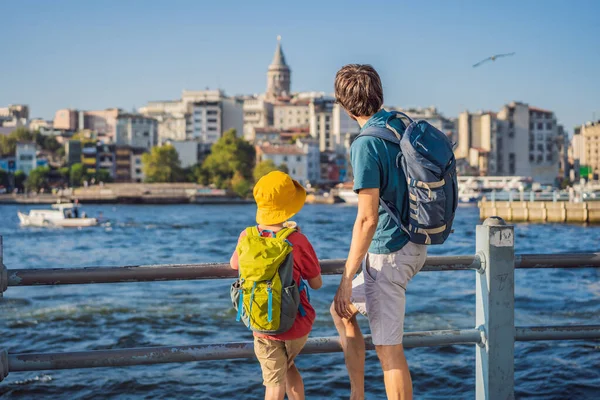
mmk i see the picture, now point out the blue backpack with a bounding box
[360,111,458,245]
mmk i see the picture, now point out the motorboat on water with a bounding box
[18,203,98,227]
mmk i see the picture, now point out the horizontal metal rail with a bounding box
[6,256,478,287]
[6,253,600,288]
[8,328,483,372]
[7,325,599,373]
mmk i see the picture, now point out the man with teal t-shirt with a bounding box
[331,64,428,400]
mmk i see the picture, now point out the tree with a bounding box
[70,163,87,187]
[25,166,50,192]
[95,169,113,183]
[231,171,252,198]
[202,129,255,189]
[253,160,289,182]
[141,144,184,182]
[278,163,289,174]
[0,169,8,187]
[14,170,26,191]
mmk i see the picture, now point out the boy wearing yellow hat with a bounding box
[230,171,322,400]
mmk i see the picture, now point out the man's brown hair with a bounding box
[334,64,383,117]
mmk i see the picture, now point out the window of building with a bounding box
[135,168,141,174]
[530,122,534,130]
[537,134,543,141]
[283,156,288,162]
[546,153,552,162]
[529,154,535,162]
[292,169,296,175]
[537,144,543,152]
[537,155,543,163]
[207,127,217,131]
[529,143,534,151]
[537,122,543,130]
[135,159,141,165]
[296,156,301,162]
[206,110,218,115]
[207,118,218,123]
[546,122,552,130]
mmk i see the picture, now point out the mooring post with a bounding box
[475,217,515,400]
[0,236,6,298]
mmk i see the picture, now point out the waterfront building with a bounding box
[15,142,37,175]
[320,151,349,184]
[28,118,52,132]
[167,140,202,168]
[183,90,243,144]
[139,90,243,145]
[273,98,311,131]
[131,148,146,183]
[457,102,561,184]
[242,95,273,141]
[332,102,360,153]
[115,113,157,150]
[573,120,600,181]
[65,140,82,166]
[53,108,80,131]
[255,139,320,185]
[138,100,187,143]
[0,104,29,127]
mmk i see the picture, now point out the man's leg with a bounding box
[375,344,412,400]
[330,302,365,400]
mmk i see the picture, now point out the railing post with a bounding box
[475,217,515,400]
[0,236,6,297]
[0,348,8,382]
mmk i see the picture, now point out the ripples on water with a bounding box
[1,204,599,399]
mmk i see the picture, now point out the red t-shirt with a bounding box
[230,228,321,341]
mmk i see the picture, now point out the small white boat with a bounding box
[336,188,358,204]
[18,203,98,228]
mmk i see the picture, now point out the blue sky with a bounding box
[1,0,599,131]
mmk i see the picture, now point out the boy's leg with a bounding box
[254,337,288,400]
[284,335,309,400]
[330,272,367,400]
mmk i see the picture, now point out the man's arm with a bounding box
[333,187,379,319]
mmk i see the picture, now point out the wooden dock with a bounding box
[479,200,600,223]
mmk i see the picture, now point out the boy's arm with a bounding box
[297,234,322,289]
[230,231,246,270]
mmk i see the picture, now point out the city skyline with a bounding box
[1,0,599,131]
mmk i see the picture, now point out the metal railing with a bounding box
[1,217,600,400]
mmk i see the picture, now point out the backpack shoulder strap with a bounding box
[359,126,401,144]
[276,227,296,241]
[245,226,260,237]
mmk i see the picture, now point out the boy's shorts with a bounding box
[350,241,427,346]
[253,334,309,386]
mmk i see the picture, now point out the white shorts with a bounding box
[351,241,427,346]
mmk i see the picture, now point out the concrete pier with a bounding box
[479,200,600,223]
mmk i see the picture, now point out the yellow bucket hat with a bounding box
[253,171,307,225]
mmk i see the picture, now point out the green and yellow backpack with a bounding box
[230,226,308,335]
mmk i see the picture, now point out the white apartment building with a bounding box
[15,142,37,175]
[273,101,311,130]
[130,149,145,183]
[332,102,360,153]
[167,140,200,168]
[242,95,273,141]
[256,140,320,185]
[139,100,187,143]
[0,104,29,128]
[457,102,561,184]
[140,90,243,145]
[115,114,158,150]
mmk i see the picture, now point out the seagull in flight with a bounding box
[473,52,516,68]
